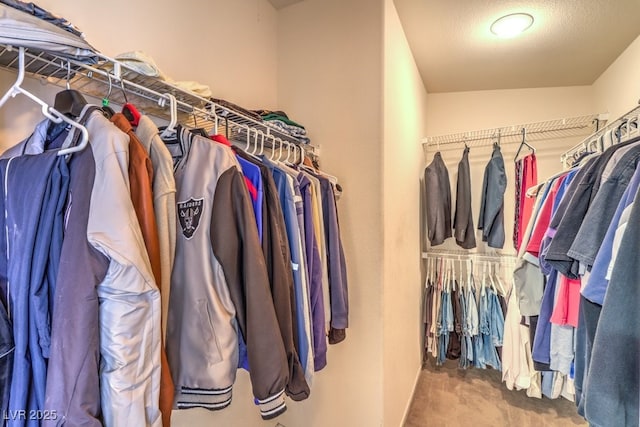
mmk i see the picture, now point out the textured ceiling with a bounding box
[268,0,305,10]
[394,0,640,93]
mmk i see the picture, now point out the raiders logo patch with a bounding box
[178,198,204,239]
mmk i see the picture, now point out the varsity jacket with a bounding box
[166,129,289,420]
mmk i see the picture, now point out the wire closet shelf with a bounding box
[0,44,317,158]
[422,114,606,151]
[560,102,640,168]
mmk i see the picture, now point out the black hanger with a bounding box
[514,128,535,163]
[54,89,87,119]
[190,127,209,138]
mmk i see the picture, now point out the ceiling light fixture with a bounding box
[490,13,534,38]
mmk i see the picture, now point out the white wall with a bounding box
[382,1,428,426]
[593,34,640,119]
[277,0,385,426]
[424,86,596,254]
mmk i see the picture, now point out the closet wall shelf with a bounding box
[0,44,317,157]
[422,114,605,150]
[560,103,640,168]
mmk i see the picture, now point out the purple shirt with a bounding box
[298,173,327,370]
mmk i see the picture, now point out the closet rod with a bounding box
[422,251,517,262]
[560,102,640,168]
[0,44,318,158]
[422,114,603,149]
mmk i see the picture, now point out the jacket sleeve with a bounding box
[263,174,310,401]
[211,167,289,420]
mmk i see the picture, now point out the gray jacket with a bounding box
[453,147,476,249]
[478,144,506,248]
[424,152,452,246]
[167,129,288,420]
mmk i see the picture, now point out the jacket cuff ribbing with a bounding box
[256,389,286,420]
[175,385,233,411]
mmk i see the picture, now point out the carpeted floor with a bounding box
[404,358,587,427]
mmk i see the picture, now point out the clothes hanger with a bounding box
[53,60,88,119]
[444,259,450,293]
[493,262,507,296]
[514,127,535,163]
[285,143,293,164]
[100,72,116,119]
[249,129,260,156]
[160,93,178,139]
[451,258,457,292]
[0,47,88,156]
[277,138,285,162]
[465,259,472,292]
[268,136,278,161]
[120,80,141,127]
[480,262,487,297]
[188,109,209,138]
[245,128,263,160]
[258,131,265,156]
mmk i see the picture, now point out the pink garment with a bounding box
[550,274,581,327]
[526,174,564,257]
[515,154,537,251]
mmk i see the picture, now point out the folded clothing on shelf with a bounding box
[0,3,98,62]
[262,113,305,130]
[252,109,310,143]
[114,51,213,98]
[0,0,84,37]
[265,120,310,144]
[212,98,263,121]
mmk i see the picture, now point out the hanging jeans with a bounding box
[2,152,68,427]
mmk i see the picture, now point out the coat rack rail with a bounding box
[560,102,640,168]
[422,114,604,150]
[422,250,518,262]
[0,44,317,159]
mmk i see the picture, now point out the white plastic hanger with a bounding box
[481,262,487,297]
[494,263,507,296]
[467,259,473,294]
[0,47,89,156]
[160,93,178,139]
[429,257,435,284]
[268,135,277,161]
[451,259,457,292]
[244,125,252,152]
[257,131,265,156]
[209,103,219,135]
[298,144,305,166]
[487,263,497,294]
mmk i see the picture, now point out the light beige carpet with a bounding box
[404,359,587,427]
